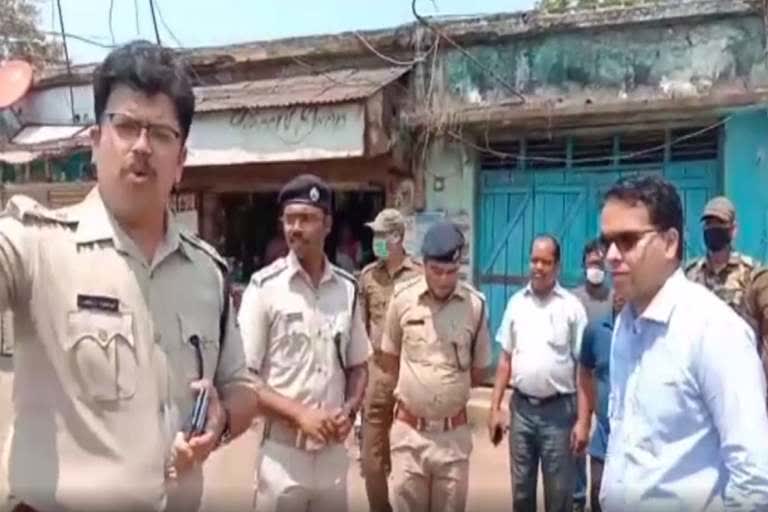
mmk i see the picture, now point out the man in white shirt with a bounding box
[488,235,588,512]
[599,175,768,511]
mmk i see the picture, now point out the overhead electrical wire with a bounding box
[148,0,162,45]
[55,0,77,123]
[411,0,526,104]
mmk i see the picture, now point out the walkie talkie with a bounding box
[183,335,209,440]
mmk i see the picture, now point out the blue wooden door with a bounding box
[477,160,719,366]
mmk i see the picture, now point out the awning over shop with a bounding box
[186,66,410,167]
[0,66,411,167]
[0,124,90,164]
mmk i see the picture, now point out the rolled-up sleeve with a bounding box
[214,293,254,389]
[495,297,516,354]
[0,216,31,311]
[237,282,270,373]
[346,297,371,367]
[571,300,588,358]
[697,316,768,509]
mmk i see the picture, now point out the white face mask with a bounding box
[586,267,605,285]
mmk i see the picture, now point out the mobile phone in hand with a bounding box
[492,425,504,446]
[183,387,209,440]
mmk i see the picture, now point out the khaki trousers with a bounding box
[389,420,473,512]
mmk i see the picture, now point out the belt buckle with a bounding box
[529,397,542,406]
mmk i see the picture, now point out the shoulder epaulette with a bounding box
[250,258,288,287]
[460,281,486,305]
[738,253,756,268]
[331,265,357,286]
[3,195,77,227]
[684,258,703,273]
[180,231,228,275]
[393,275,422,297]
[359,260,380,277]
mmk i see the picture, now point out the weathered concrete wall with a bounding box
[406,137,478,281]
[442,15,768,105]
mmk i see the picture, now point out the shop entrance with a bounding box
[219,188,385,285]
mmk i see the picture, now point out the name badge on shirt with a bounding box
[286,312,303,323]
[77,294,120,313]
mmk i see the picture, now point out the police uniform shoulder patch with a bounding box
[179,231,228,275]
[4,194,77,227]
[250,257,288,287]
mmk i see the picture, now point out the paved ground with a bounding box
[0,362,543,511]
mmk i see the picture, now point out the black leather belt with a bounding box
[513,389,574,406]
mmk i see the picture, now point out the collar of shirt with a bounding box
[72,187,189,265]
[415,277,467,303]
[374,254,418,277]
[523,281,567,300]
[624,268,684,328]
[286,250,336,287]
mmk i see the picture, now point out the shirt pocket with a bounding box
[65,310,137,402]
[178,314,220,382]
[402,313,430,363]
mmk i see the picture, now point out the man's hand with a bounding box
[570,418,590,456]
[331,407,354,442]
[487,408,508,446]
[186,380,226,462]
[169,380,227,480]
[295,405,337,444]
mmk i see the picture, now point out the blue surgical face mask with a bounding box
[373,237,389,259]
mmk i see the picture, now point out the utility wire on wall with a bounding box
[411,0,525,105]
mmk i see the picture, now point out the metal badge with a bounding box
[309,187,320,202]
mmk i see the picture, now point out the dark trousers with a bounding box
[590,456,605,512]
[509,393,577,512]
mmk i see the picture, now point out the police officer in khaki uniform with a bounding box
[686,196,756,321]
[380,221,491,512]
[742,269,768,388]
[359,209,422,512]
[238,174,370,512]
[0,41,257,512]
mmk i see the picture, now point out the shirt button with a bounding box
[98,329,108,342]
[155,333,162,344]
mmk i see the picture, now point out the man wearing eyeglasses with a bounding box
[488,235,588,512]
[685,196,756,322]
[599,175,768,512]
[0,41,259,512]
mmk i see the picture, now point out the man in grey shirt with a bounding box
[570,238,613,511]
[573,238,613,324]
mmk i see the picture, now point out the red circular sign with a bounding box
[0,60,33,109]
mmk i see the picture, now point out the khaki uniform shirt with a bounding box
[358,256,422,350]
[743,267,768,378]
[381,277,491,420]
[0,189,251,512]
[238,252,371,413]
[685,252,756,319]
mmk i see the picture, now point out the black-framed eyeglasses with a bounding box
[599,228,658,254]
[105,112,181,147]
